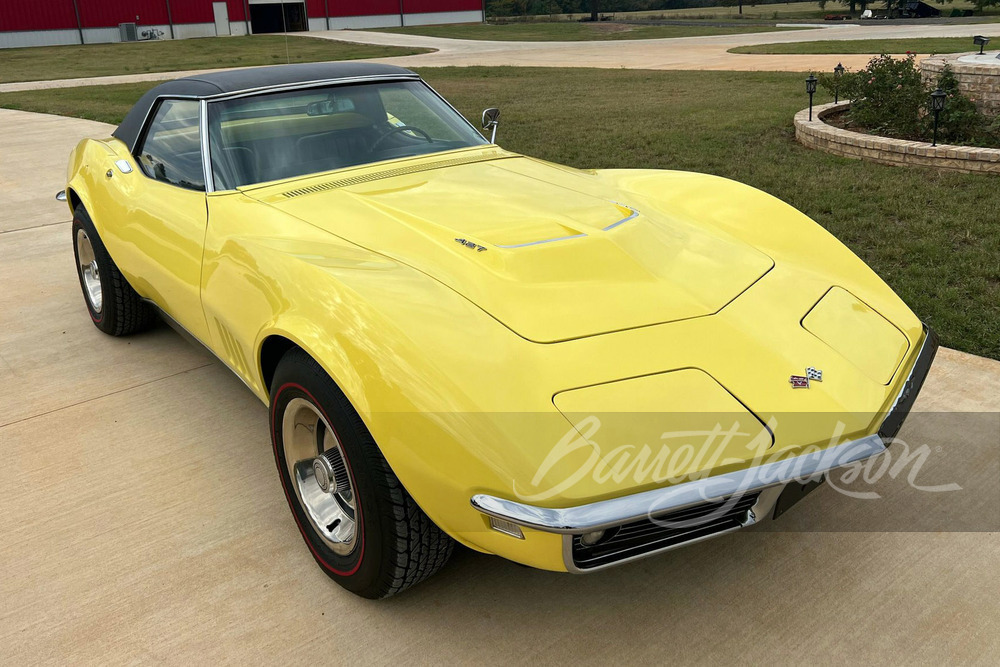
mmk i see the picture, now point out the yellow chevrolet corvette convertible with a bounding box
[62,63,936,598]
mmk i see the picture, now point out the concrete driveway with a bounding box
[1,108,998,664]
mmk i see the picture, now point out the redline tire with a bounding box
[269,348,453,598]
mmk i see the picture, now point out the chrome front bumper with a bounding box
[472,325,938,572]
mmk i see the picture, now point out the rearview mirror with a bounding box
[306,100,335,116]
[481,107,500,143]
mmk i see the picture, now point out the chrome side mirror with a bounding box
[481,107,500,143]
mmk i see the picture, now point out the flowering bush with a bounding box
[842,54,925,137]
[819,54,998,147]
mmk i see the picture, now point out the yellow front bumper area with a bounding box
[467,326,938,572]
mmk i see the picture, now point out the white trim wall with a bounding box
[83,24,174,44]
[325,14,402,30]
[0,9,485,48]
[0,22,215,48]
[172,22,218,39]
[402,9,483,26]
[0,29,80,49]
[324,10,482,30]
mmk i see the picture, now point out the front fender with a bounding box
[65,137,122,232]
[202,192,576,569]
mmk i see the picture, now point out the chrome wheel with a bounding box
[76,228,102,313]
[282,397,358,555]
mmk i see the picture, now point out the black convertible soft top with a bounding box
[113,62,417,151]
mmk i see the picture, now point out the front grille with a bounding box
[571,493,760,570]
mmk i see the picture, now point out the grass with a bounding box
[372,22,802,41]
[0,68,997,358]
[0,36,429,83]
[0,83,158,124]
[731,37,998,54]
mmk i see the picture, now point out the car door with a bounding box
[100,98,210,342]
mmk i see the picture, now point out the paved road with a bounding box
[313,22,1000,71]
[1,109,998,664]
[4,22,1000,95]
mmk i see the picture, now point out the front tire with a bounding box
[269,349,453,599]
[72,204,156,336]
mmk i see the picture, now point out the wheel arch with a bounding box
[66,187,84,213]
[259,333,300,397]
[65,176,99,233]
[256,329,369,418]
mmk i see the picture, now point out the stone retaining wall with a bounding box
[921,53,1000,115]
[794,102,1000,174]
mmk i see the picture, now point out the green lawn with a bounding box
[372,22,802,41]
[0,36,429,83]
[731,37,996,55]
[1,68,996,358]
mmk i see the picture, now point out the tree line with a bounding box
[487,0,999,16]
[486,0,774,17]
[819,0,999,12]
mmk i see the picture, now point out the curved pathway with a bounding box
[4,22,1000,94]
[312,22,1000,72]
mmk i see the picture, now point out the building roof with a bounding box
[113,62,417,151]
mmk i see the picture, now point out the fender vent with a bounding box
[215,318,249,377]
[281,152,508,199]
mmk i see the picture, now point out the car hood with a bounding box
[248,151,774,343]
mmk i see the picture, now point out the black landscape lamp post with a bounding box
[806,74,818,121]
[833,62,845,104]
[930,87,947,146]
[974,35,990,55]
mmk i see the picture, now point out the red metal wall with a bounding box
[305,0,326,18]
[77,0,167,28]
[0,1,79,31]
[226,0,247,22]
[326,0,400,19]
[0,0,479,32]
[402,0,482,13]
[166,0,215,23]
[325,0,480,18]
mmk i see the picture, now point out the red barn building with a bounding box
[0,1,484,48]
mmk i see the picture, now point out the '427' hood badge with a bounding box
[790,367,823,388]
[455,238,487,252]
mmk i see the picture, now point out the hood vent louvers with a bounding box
[281,152,508,199]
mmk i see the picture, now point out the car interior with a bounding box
[133,82,486,192]
[205,82,484,190]
[135,99,206,191]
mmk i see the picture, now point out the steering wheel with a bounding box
[371,125,434,151]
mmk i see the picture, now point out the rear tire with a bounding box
[72,204,156,336]
[269,348,453,599]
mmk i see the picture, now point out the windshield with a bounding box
[207,79,488,189]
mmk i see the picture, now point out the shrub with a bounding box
[818,55,998,147]
[844,54,926,138]
[929,65,991,145]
